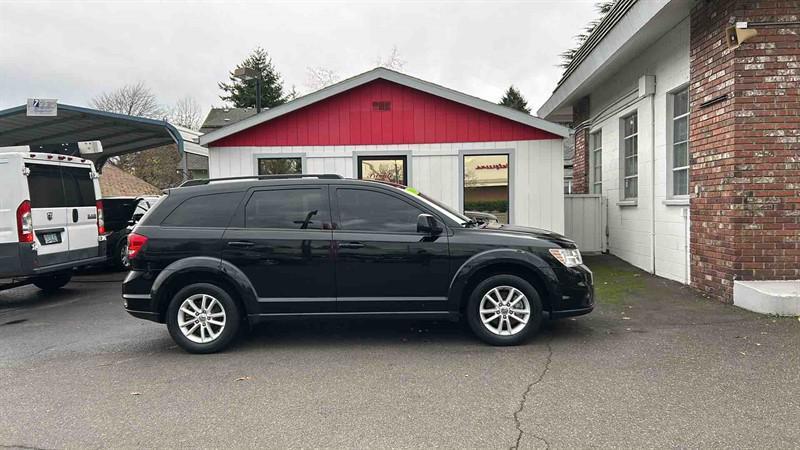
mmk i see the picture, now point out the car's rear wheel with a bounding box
[32,271,72,292]
[166,283,240,354]
[466,274,543,346]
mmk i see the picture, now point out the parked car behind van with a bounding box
[103,196,160,269]
[0,151,106,291]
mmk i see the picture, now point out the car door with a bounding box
[221,185,336,314]
[331,186,451,313]
[60,164,99,261]
[25,161,70,265]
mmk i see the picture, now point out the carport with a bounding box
[0,103,192,175]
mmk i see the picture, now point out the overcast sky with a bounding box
[0,1,597,119]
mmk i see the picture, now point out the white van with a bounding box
[0,150,107,291]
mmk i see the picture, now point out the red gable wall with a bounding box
[213,79,559,147]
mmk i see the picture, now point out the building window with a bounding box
[622,113,638,199]
[590,130,602,194]
[357,155,407,185]
[257,157,302,175]
[563,166,573,194]
[463,154,510,224]
[671,88,690,196]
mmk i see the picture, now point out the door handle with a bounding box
[227,241,255,248]
[338,241,365,249]
[72,209,79,223]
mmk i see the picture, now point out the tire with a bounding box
[114,241,130,271]
[166,283,241,354]
[466,274,543,346]
[32,271,73,292]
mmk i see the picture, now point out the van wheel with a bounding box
[466,274,543,346]
[166,283,240,354]
[32,272,73,292]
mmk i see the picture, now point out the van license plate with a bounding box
[42,233,60,245]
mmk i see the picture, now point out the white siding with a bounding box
[589,16,691,283]
[209,140,564,233]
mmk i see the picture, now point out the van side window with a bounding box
[61,166,96,207]
[245,189,330,230]
[162,192,241,228]
[27,164,64,208]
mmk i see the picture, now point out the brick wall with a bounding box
[571,96,591,194]
[690,0,800,301]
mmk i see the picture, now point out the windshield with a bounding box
[391,185,471,226]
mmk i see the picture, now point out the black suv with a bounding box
[122,175,593,353]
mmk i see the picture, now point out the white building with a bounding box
[200,68,569,233]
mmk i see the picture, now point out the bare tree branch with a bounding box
[305,66,340,92]
[90,82,163,119]
[168,96,202,130]
[376,45,406,71]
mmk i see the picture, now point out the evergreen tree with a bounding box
[499,85,531,113]
[559,1,616,69]
[219,47,289,108]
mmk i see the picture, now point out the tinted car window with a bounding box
[246,188,330,230]
[61,166,96,207]
[337,188,422,233]
[26,164,64,208]
[162,192,241,228]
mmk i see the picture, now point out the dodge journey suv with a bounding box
[122,174,593,353]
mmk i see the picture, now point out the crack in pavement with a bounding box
[511,339,553,450]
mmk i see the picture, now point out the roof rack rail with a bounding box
[179,173,344,187]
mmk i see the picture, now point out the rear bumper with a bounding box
[0,241,107,278]
[122,270,161,323]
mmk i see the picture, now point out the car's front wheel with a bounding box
[467,274,543,346]
[166,283,241,354]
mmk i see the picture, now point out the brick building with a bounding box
[538,0,799,303]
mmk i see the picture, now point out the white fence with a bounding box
[564,195,606,254]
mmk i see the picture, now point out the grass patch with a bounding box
[590,261,648,306]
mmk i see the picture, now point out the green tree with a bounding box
[498,85,531,113]
[559,1,616,69]
[219,46,289,108]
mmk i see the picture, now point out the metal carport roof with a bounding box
[0,103,184,170]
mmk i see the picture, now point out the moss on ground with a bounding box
[588,259,648,306]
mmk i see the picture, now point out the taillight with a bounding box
[127,232,148,260]
[96,200,105,234]
[16,200,34,243]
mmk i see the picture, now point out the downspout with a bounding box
[651,89,656,274]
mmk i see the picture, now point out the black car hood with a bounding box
[481,223,577,248]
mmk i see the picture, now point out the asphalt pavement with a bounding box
[0,256,798,449]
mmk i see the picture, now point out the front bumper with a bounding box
[549,264,594,317]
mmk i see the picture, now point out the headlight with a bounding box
[548,248,583,267]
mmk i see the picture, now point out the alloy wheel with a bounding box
[177,293,226,344]
[478,285,530,336]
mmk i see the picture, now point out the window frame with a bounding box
[253,153,306,176]
[667,85,690,199]
[458,149,514,224]
[589,129,603,195]
[356,154,409,185]
[620,112,639,200]
[243,186,331,231]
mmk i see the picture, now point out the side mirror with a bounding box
[417,213,443,235]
